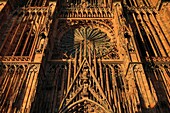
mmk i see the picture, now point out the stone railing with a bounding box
[0,56,30,62]
[21,6,49,13]
[146,57,170,64]
[58,7,113,18]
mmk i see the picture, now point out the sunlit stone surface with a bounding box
[0,0,169,113]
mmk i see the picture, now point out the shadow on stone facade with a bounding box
[142,65,170,113]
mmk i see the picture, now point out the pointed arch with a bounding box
[60,98,112,113]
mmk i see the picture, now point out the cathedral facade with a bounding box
[0,0,170,113]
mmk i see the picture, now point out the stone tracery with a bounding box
[0,0,170,113]
[53,27,118,59]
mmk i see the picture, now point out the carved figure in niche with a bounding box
[81,65,89,98]
[36,36,45,53]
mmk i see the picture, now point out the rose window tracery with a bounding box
[53,27,118,59]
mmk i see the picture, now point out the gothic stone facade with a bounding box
[0,0,170,113]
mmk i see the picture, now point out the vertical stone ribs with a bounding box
[0,63,41,113]
[0,1,53,113]
[0,6,50,62]
[26,0,48,7]
[124,0,170,112]
[0,64,39,113]
[47,60,130,113]
[1,0,170,113]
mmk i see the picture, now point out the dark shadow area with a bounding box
[0,61,6,112]
[0,61,4,88]
[30,64,49,113]
[123,2,170,112]
[0,0,27,26]
[29,4,66,113]
[143,65,170,113]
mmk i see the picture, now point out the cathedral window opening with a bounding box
[140,28,156,57]
[24,33,35,56]
[135,31,147,57]
[15,30,29,56]
[53,27,114,59]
